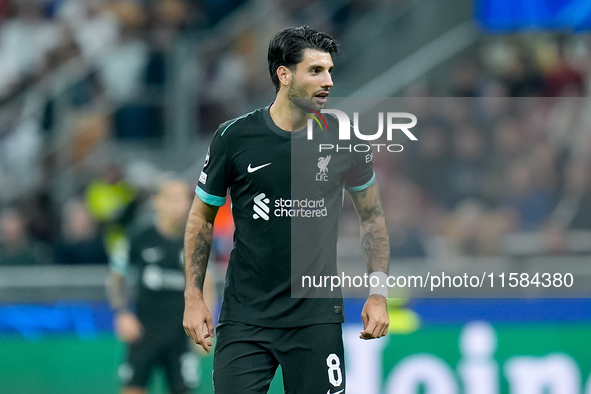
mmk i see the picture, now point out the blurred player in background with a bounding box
[183,26,390,393]
[107,178,214,394]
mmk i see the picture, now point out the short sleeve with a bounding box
[195,123,233,206]
[344,148,375,192]
[110,238,130,276]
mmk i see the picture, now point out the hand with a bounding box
[115,312,143,343]
[360,295,389,339]
[183,291,215,353]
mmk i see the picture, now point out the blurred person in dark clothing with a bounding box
[106,179,211,394]
[54,198,108,265]
[0,207,48,265]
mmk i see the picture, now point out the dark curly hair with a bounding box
[267,26,340,92]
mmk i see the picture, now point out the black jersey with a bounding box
[111,226,186,336]
[197,105,374,327]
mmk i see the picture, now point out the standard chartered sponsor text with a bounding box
[301,272,574,292]
[274,197,327,217]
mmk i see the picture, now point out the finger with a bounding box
[364,320,385,339]
[198,338,212,354]
[375,322,387,338]
[361,311,369,328]
[195,327,210,353]
[184,326,195,342]
[359,314,370,339]
[373,319,386,338]
[382,323,390,337]
[363,320,379,337]
[195,326,205,345]
[360,320,389,339]
[200,338,211,353]
[360,330,375,339]
[378,323,389,338]
[184,324,200,346]
[205,314,215,338]
[194,334,208,351]
[359,331,375,340]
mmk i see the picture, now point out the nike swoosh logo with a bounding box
[327,390,344,394]
[247,163,271,173]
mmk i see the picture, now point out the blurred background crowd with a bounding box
[2,0,591,267]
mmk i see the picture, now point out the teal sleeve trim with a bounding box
[109,239,129,276]
[221,113,248,136]
[346,172,376,192]
[109,260,128,276]
[196,186,226,206]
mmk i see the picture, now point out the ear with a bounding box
[276,65,291,89]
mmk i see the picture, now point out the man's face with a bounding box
[155,182,191,225]
[288,48,334,112]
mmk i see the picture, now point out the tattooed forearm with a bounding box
[350,181,390,274]
[184,196,218,296]
[360,220,389,273]
[362,232,374,265]
[191,228,213,290]
[357,189,385,219]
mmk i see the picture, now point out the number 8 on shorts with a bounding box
[326,353,343,387]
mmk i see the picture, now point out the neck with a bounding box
[269,91,309,131]
[156,217,182,238]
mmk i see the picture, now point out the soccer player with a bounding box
[183,26,390,393]
[107,179,200,394]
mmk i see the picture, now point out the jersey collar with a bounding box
[263,104,307,139]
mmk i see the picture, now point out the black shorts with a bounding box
[119,331,199,394]
[213,322,345,394]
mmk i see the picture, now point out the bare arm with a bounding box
[106,271,129,313]
[349,180,390,275]
[183,195,219,352]
[348,180,390,339]
[106,271,142,342]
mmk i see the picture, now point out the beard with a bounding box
[288,79,323,112]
